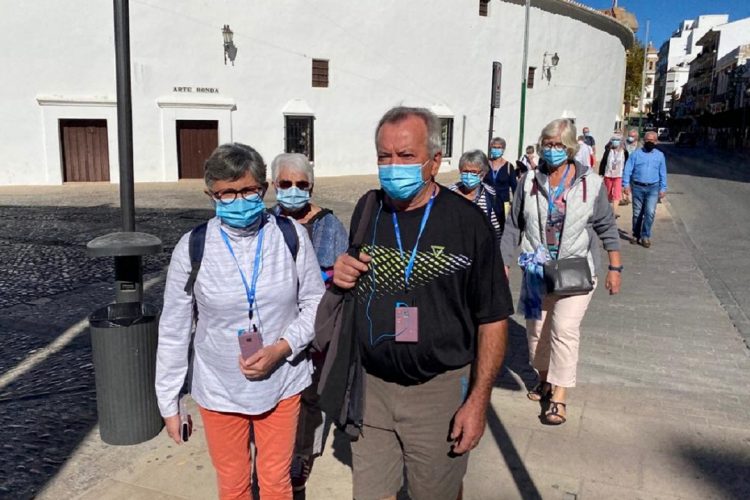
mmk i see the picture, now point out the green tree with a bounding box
[625,40,645,112]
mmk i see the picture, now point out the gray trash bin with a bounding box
[89,302,163,445]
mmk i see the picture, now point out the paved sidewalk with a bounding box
[8,179,748,499]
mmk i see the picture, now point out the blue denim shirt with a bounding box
[622,148,667,192]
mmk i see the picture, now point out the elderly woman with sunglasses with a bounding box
[500,119,621,425]
[155,143,325,499]
[269,152,348,492]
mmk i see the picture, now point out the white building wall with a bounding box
[716,17,750,60]
[0,0,631,185]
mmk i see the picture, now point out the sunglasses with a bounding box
[277,180,311,190]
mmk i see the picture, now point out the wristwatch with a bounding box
[608,265,624,272]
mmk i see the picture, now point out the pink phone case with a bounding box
[238,329,263,359]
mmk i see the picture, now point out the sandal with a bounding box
[527,382,551,402]
[544,401,567,425]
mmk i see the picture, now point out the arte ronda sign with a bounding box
[172,86,220,94]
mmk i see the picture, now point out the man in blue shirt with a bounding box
[622,131,667,248]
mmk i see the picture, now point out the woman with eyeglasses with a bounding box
[269,153,347,491]
[447,149,505,240]
[155,143,325,499]
[500,119,622,426]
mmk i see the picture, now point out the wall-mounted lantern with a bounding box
[543,51,560,81]
[222,25,237,66]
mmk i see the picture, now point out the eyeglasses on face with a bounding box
[277,180,311,190]
[208,186,264,205]
[542,142,566,152]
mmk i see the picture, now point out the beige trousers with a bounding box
[525,282,596,388]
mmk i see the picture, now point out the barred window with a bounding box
[312,59,329,88]
[285,115,314,161]
[479,0,489,17]
[527,67,537,89]
[440,118,454,158]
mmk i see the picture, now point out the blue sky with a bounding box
[585,0,750,47]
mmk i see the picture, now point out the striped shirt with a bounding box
[448,182,502,240]
[155,216,325,417]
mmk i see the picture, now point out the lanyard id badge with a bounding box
[395,302,418,343]
[220,227,265,326]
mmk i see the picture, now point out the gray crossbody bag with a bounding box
[535,179,594,296]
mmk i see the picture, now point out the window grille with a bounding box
[440,118,454,158]
[285,115,314,161]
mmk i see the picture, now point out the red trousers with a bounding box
[199,394,301,500]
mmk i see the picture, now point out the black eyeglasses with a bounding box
[277,180,311,191]
[541,142,566,152]
[208,186,264,205]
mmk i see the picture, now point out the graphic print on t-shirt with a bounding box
[355,242,472,301]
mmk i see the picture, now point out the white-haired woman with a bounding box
[448,149,505,240]
[484,136,517,215]
[269,152,348,491]
[500,119,622,425]
[156,143,325,499]
[598,134,629,219]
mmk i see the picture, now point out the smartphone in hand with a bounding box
[238,327,263,360]
[178,397,192,442]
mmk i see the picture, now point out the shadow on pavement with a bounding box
[680,444,750,498]
[497,317,536,393]
[664,145,750,184]
[0,320,99,498]
[486,405,542,500]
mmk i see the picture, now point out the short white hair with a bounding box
[270,153,314,184]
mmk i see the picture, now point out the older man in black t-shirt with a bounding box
[334,106,514,500]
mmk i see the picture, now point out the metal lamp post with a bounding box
[86,0,164,446]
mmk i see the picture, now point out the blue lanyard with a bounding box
[220,227,264,320]
[490,166,500,182]
[391,188,437,291]
[546,164,571,217]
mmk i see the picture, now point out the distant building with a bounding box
[653,15,728,116]
[712,45,750,113]
[679,16,750,116]
[640,44,658,113]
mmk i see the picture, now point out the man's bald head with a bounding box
[644,131,657,142]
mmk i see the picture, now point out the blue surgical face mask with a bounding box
[378,162,427,201]
[489,147,504,159]
[460,172,482,190]
[543,149,568,167]
[611,140,621,148]
[584,131,591,137]
[276,186,310,211]
[215,194,265,228]
[627,136,635,143]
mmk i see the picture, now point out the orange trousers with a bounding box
[199,394,301,500]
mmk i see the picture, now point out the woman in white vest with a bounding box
[500,119,622,425]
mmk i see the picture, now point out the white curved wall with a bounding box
[0,0,630,185]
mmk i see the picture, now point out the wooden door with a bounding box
[60,119,110,182]
[176,120,219,179]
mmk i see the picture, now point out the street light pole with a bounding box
[638,20,650,138]
[518,0,531,159]
[114,0,135,232]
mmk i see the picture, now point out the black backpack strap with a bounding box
[184,222,208,295]
[273,214,299,261]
